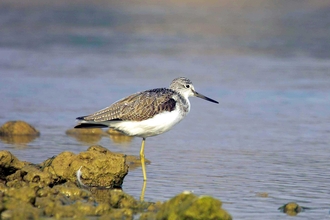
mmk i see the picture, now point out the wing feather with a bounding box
[81,88,177,122]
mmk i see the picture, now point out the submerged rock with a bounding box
[156,191,232,220]
[0,121,40,136]
[279,202,304,216]
[66,128,105,144]
[66,128,105,136]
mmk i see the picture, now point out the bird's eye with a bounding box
[185,85,190,88]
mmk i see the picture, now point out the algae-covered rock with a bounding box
[21,165,54,186]
[0,151,27,180]
[100,208,134,220]
[279,202,303,216]
[51,184,91,200]
[156,192,232,220]
[4,186,36,204]
[0,121,40,136]
[1,198,40,220]
[42,145,128,187]
[139,202,163,220]
[0,149,146,220]
[139,212,158,220]
[92,188,138,209]
[5,164,54,188]
[34,183,112,218]
[41,151,76,180]
[0,182,7,192]
[47,200,103,218]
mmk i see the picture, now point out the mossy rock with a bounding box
[91,188,138,209]
[1,198,40,220]
[100,208,134,220]
[279,202,303,216]
[156,192,232,220]
[4,186,36,204]
[42,145,128,187]
[0,151,27,180]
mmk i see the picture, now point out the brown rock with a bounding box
[279,202,303,216]
[4,186,36,204]
[0,121,40,136]
[41,151,76,181]
[91,188,138,209]
[21,165,54,186]
[1,198,40,220]
[0,151,27,180]
[100,208,134,220]
[42,145,128,188]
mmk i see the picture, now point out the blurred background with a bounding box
[1,0,330,219]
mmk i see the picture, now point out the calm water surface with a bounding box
[1,1,330,219]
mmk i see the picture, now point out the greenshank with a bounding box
[75,77,218,181]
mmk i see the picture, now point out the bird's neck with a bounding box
[177,93,190,114]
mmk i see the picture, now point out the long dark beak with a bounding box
[193,90,219,104]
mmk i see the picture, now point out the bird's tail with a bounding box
[75,116,109,129]
[74,123,108,129]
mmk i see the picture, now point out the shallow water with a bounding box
[1,1,330,219]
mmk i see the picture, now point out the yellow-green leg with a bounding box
[140,180,147,201]
[140,138,147,181]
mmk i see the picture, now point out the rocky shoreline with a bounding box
[0,121,232,219]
